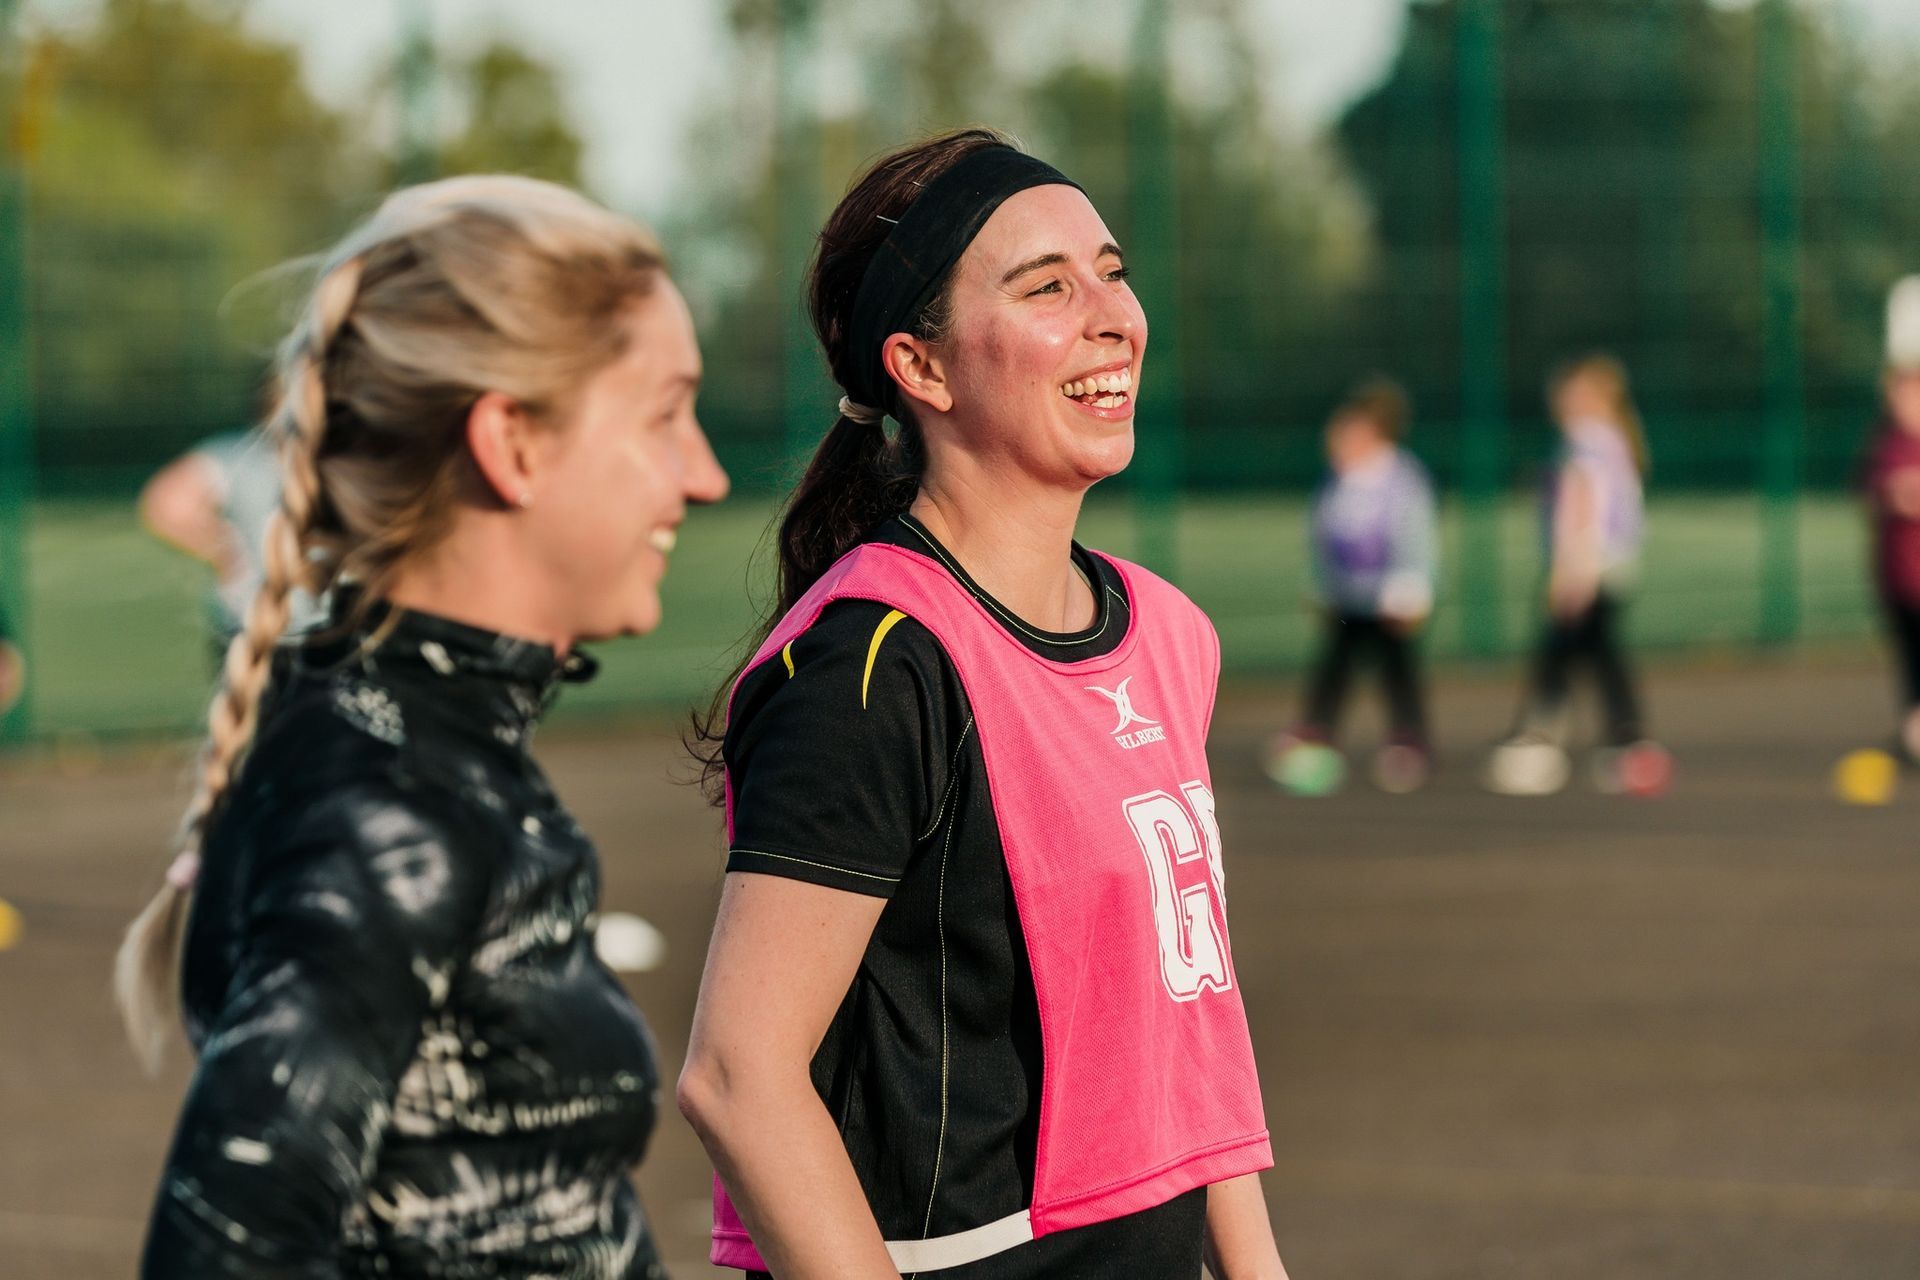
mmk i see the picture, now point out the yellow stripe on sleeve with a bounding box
[861,610,908,709]
[781,642,795,678]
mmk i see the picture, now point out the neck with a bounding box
[384,517,573,655]
[909,462,1095,632]
[1336,440,1393,473]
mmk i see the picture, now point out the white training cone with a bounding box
[594,912,667,973]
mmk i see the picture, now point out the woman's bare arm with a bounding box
[1203,1172,1289,1280]
[677,870,899,1280]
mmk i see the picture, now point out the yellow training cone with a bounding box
[1833,748,1898,807]
[0,898,21,951]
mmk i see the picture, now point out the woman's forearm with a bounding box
[680,1061,899,1280]
[1203,1173,1289,1280]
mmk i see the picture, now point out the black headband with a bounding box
[844,145,1084,411]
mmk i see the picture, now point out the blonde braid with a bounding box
[113,257,363,1074]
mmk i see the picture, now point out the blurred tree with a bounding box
[668,0,1372,492]
[435,41,586,187]
[19,0,589,488]
[1337,0,1920,488]
[25,0,377,484]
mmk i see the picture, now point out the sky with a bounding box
[27,0,1920,219]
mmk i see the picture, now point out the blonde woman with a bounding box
[118,176,727,1277]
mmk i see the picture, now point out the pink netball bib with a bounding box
[712,543,1271,1272]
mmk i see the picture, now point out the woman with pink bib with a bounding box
[679,130,1284,1279]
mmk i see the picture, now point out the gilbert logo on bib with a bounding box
[1085,675,1167,749]
[712,542,1272,1274]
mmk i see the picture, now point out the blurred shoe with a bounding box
[1484,733,1570,796]
[1260,724,1325,780]
[1613,740,1673,798]
[1263,729,1346,797]
[1372,737,1432,794]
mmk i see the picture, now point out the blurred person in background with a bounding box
[1487,353,1668,797]
[140,393,325,658]
[0,604,21,716]
[117,174,728,1278]
[1861,275,1920,762]
[1265,378,1437,796]
[679,130,1283,1280]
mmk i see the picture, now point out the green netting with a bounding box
[3,0,1917,742]
[16,491,1883,741]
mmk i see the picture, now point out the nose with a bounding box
[1084,265,1144,351]
[682,418,730,506]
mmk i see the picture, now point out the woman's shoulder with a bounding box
[212,728,503,944]
[234,669,508,857]
[1082,548,1196,618]
[1393,448,1436,487]
[723,597,974,887]
[730,597,959,741]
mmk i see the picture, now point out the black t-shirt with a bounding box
[723,514,1207,1279]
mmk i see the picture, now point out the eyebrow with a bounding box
[999,242,1125,287]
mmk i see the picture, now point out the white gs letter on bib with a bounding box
[1124,785,1231,1001]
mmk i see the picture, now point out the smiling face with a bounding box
[892,184,1147,492]
[524,281,729,640]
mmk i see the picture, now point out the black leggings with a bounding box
[1883,601,1920,710]
[1302,614,1428,741]
[1523,593,1642,745]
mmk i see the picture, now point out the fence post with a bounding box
[0,0,32,744]
[1757,0,1804,646]
[1457,0,1507,657]
[1128,0,1180,579]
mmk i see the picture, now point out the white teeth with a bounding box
[1060,370,1135,400]
[649,527,677,554]
[1095,394,1121,408]
[1060,371,1135,398]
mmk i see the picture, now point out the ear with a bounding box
[883,333,953,416]
[464,391,540,509]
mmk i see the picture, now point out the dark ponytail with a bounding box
[771,413,923,615]
[688,126,1012,802]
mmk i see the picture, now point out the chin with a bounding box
[622,601,664,639]
[578,594,662,644]
[1074,433,1135,483]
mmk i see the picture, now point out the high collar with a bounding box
[308,591,598,742]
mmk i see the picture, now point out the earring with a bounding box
[517,492,533,509]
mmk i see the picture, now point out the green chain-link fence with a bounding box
[3,0,1915,744]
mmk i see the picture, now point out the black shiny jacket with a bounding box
[141,602,665,1279]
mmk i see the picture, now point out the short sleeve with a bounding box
[723,600,963,898]
[189,431,250,501]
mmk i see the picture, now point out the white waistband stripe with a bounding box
[885,1209,1034,1272]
